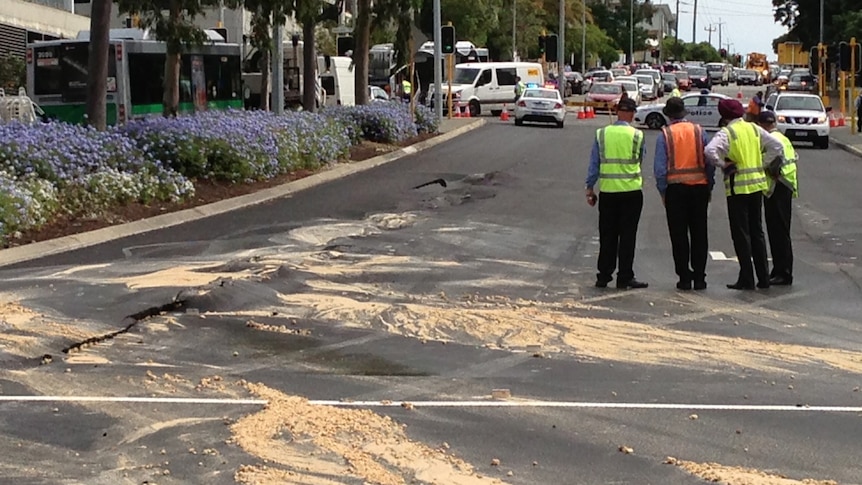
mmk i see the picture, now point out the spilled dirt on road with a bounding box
[665,457,839,484]
[0,300,102,357]
[231,382,506,485]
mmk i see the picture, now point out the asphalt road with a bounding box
[1,83,862,485]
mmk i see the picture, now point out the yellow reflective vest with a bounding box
[767,130,798,198]
[722,121,769,196]
[402,80,412,94]
[597,124,644,193]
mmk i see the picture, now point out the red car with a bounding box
[585,82,623,112]
[674,71,692,91]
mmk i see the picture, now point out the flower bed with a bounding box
[0,102,435,243]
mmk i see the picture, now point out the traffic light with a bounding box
[538,35,546,56]
[441,25,455,54]
[719,48,727,58]
[839,41,851,72]
[651,48,659,59]
[809,45,819,71]
[336,36,354,57]
[546,34,558,62]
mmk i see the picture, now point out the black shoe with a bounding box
[617,279,648,289]
[676,279,692,290]
[769,276,792,286]
[757,281,770,289]
[595,279,609,288]
[693,280,707,291]
[727,281,755,290]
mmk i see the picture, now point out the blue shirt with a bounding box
[585,121,647,190]
[653,119,715,195]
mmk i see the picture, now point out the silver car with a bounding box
[514,88,566,128]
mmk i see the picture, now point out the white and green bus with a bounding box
[26,29,243,125]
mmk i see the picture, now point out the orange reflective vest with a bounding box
[747,98,761,115]
[662,121,708,185]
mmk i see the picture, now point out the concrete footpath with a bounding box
[0,117,485,268]
[830,125,862,157]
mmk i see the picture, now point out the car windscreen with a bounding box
[590,84,621,94]
[687,67,707,76]
[674,72,689,79]
[790,75,815,83]
[618,82,637,91]
[454,68,479,84]
[523,89,559,99]
[592,72,611,81]
[635,75,653,85]
[706,64,724,71]
[776,96,824,111]
[741,70,757,76]
[662,74,676,80]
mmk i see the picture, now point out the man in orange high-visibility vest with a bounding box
[653,97,715,290]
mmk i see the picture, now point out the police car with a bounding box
[634,93,731,130]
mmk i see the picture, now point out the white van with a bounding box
[319,55,355,107]
[431,62,544,117]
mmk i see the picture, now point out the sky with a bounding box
[656,0,789,59]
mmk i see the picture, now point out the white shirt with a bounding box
[705,119,784,170]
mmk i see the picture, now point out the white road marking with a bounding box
[709,251,738,262]
[3,396,861,413]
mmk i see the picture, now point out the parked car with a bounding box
[686,66,712,89]
[736,70,760,86]
[369,85,390,102]
[661,73,678,93]
[635,68,664,96]
[674,71,692,91]
[585,82,624,112]
[765,92,830,149]
[614,80,641,105]
[786,73,817,93]
[634,92,730,130]
[564,71,585,94]
[514,87,566,128]
[634,74,659,101]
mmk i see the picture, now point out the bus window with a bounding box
[33,43,116,100]
[128,53,165,106]
[34,45,62,96]
[203,54,241,101]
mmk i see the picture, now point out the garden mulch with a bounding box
[6,133,437,248]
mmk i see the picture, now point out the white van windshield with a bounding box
[454,68,479,84]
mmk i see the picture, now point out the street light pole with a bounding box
[819,0,824,45]
[512,0,517,60]
[581,0,586,73]
[629,0,634,65]
[433,0,442,120]
[559,0,565,100]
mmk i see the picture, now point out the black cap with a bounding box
[617,98,638,112]
[758,110,777,124]
[662,97,687,119]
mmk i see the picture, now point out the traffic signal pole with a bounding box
[852,37,858,134]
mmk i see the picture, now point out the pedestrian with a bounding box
[585,98,649,289]
[746,90,764,121]
[756,110,798,286]
[670,85,681,98]
[653,97,714,290]
[401,78,412,103]
[855,92,862,133]
[705,99,784,290]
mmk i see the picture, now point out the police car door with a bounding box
[683,94,721,127]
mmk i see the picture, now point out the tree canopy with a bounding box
[772,0,862,48]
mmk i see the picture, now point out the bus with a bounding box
[26,28,243,125]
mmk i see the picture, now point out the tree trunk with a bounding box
[354,0,371,105]
[259,47,271,110]
[302,20,316,112]
[85,0,112,130]
[163,0,181,117]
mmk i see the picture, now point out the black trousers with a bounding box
[726,192,769,286]
[665,184,710,283]
[598,190,643,282]
[764,183,793,279]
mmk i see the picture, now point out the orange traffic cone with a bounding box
[500,104,510,121]
[452,100,461,118]
[828,112,837,127]
[463,103,471,118]
[838,112,846,127]
[736,89,743,99]
[587,106,596,119]
[577,107,586,119]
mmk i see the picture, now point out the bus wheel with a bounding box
[469,100,480,117]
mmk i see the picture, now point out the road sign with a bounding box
[332,26,353,34]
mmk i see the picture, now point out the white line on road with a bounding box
[4,396,860,413]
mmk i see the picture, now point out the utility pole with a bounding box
[819,0,824,45]
[704,24,715,46]
[512,0,517,60]
[433,0,442,120]
[581,0,586,73]
[692,0,698,43]
[629,0,634,65]
[674,0,680,44]
[717,18,725,52]
[559,0,565,100]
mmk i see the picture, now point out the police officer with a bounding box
[756,110,798,286]
[653,97,714,290]
[705,99,784,290]
[515,76,526,100]
[585,98,649,289]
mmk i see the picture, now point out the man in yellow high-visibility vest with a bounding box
[401,79,412,103]
[585,98,649,289]
[757,110,798,286]
[705,99,784,290]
